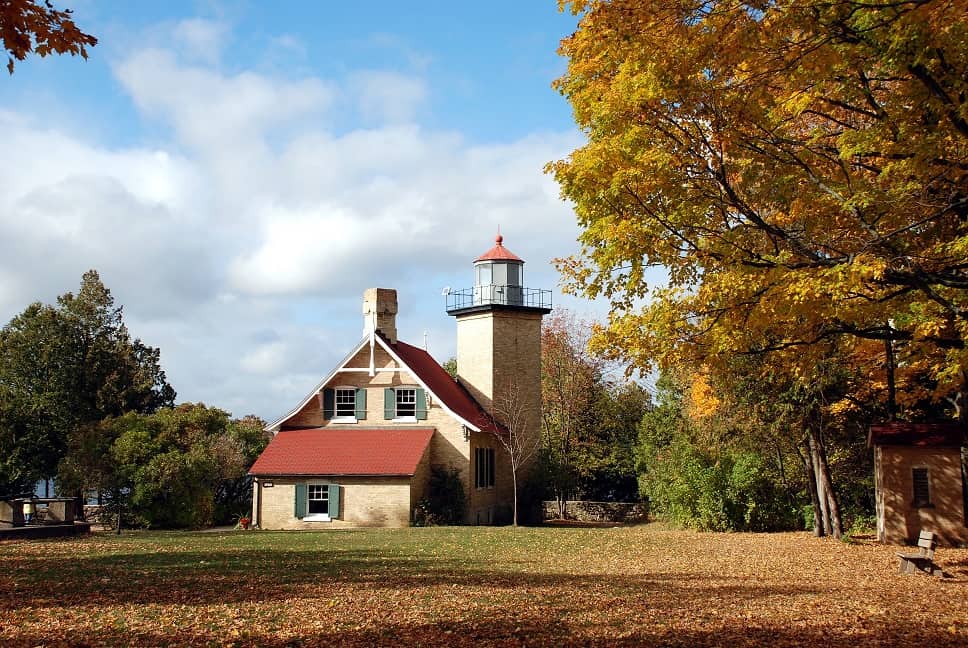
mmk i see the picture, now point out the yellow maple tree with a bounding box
[550,0,968,409]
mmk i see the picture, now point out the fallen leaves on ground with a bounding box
[0,525,965,646]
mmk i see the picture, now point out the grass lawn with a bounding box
[1,524,966,646]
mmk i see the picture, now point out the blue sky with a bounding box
[0,1,604,421]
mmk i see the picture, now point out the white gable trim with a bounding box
[265,335,481,434]
[373,335,482,433]
[265,337,370,433]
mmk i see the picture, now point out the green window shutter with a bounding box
[355,388,367,420]
[384,388,395,419]
[415,388,427,420]
[328,484,340,519]
[294,483,307,519]
[322,389,335,420]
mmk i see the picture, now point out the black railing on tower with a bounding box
[445,285,553,312]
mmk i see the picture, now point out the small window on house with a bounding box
[335,388,356,418]
[383,387,426,420]
[912,467,931,507]
[396,388,416,418]
[475,447,495,489]
[322,387,365,421]
[308,484,329,516]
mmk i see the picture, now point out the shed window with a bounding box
[912,467,931,507]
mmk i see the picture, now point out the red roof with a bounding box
[387,335,503,434]
[475,234,523,263]
[249,428,433,476]
[869,423,965,448]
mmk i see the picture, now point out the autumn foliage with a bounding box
[551,0,968,405]
[0,0,97,73]
[0,527,966,646]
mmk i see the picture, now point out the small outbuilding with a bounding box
[870,422,968,546]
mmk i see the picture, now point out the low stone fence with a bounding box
[543,500,649,524]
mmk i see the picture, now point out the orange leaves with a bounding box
[1,0,97,73]
[2,526,968,646]
[551,0,968,407]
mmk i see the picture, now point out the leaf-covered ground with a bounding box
[0,525,965,646]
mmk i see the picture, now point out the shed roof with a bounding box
[249,428,433,476]
[868,422,965,448]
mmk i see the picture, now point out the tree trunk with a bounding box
[807,434,831,535]
[884,336,897,421]
[809,427,842,539]
[512,468,519,527]
[114,487,122,535]
[799,442,824,536]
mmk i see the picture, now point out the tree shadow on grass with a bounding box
[0,544,820,609]
[4,613,966,648]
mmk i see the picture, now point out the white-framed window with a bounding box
[334,387,357,420]
[383,386,426,420]
[396,387,416,418]
[296,482,340,521]
[306,484,330,520]
[475,447,495,489]
[322,386,365,422]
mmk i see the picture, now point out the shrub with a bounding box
[413,465,466,526]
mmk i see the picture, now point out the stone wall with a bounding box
[543,500,650,524]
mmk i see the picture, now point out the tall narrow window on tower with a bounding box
[475,447,495,489]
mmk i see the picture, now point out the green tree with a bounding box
[575,381,650,502]
[541,311,605,514]
[0,270,175,494]
[637,371,802,532]
[442,357,458,378]
[551,0,968,414]
[59,404,268,529]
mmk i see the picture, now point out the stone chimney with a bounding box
[363,288,398,344]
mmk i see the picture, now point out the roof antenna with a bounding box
[423,330,428,352]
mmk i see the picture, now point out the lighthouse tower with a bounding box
[446,234,552,520]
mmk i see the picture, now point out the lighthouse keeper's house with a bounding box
[248,235,551,528]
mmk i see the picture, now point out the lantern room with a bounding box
[445,234,552,314]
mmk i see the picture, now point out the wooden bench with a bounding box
[897,530,944,577]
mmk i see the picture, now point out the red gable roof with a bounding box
[249,428,433,476]
[387,335,503,434]
[475,234,523,263]
[869,423,965,448]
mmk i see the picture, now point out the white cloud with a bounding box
[240,341,288,374]
[0,32,586,421]
[172,18,228,64]
[115,49,335,152]
[350,71,427,123]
